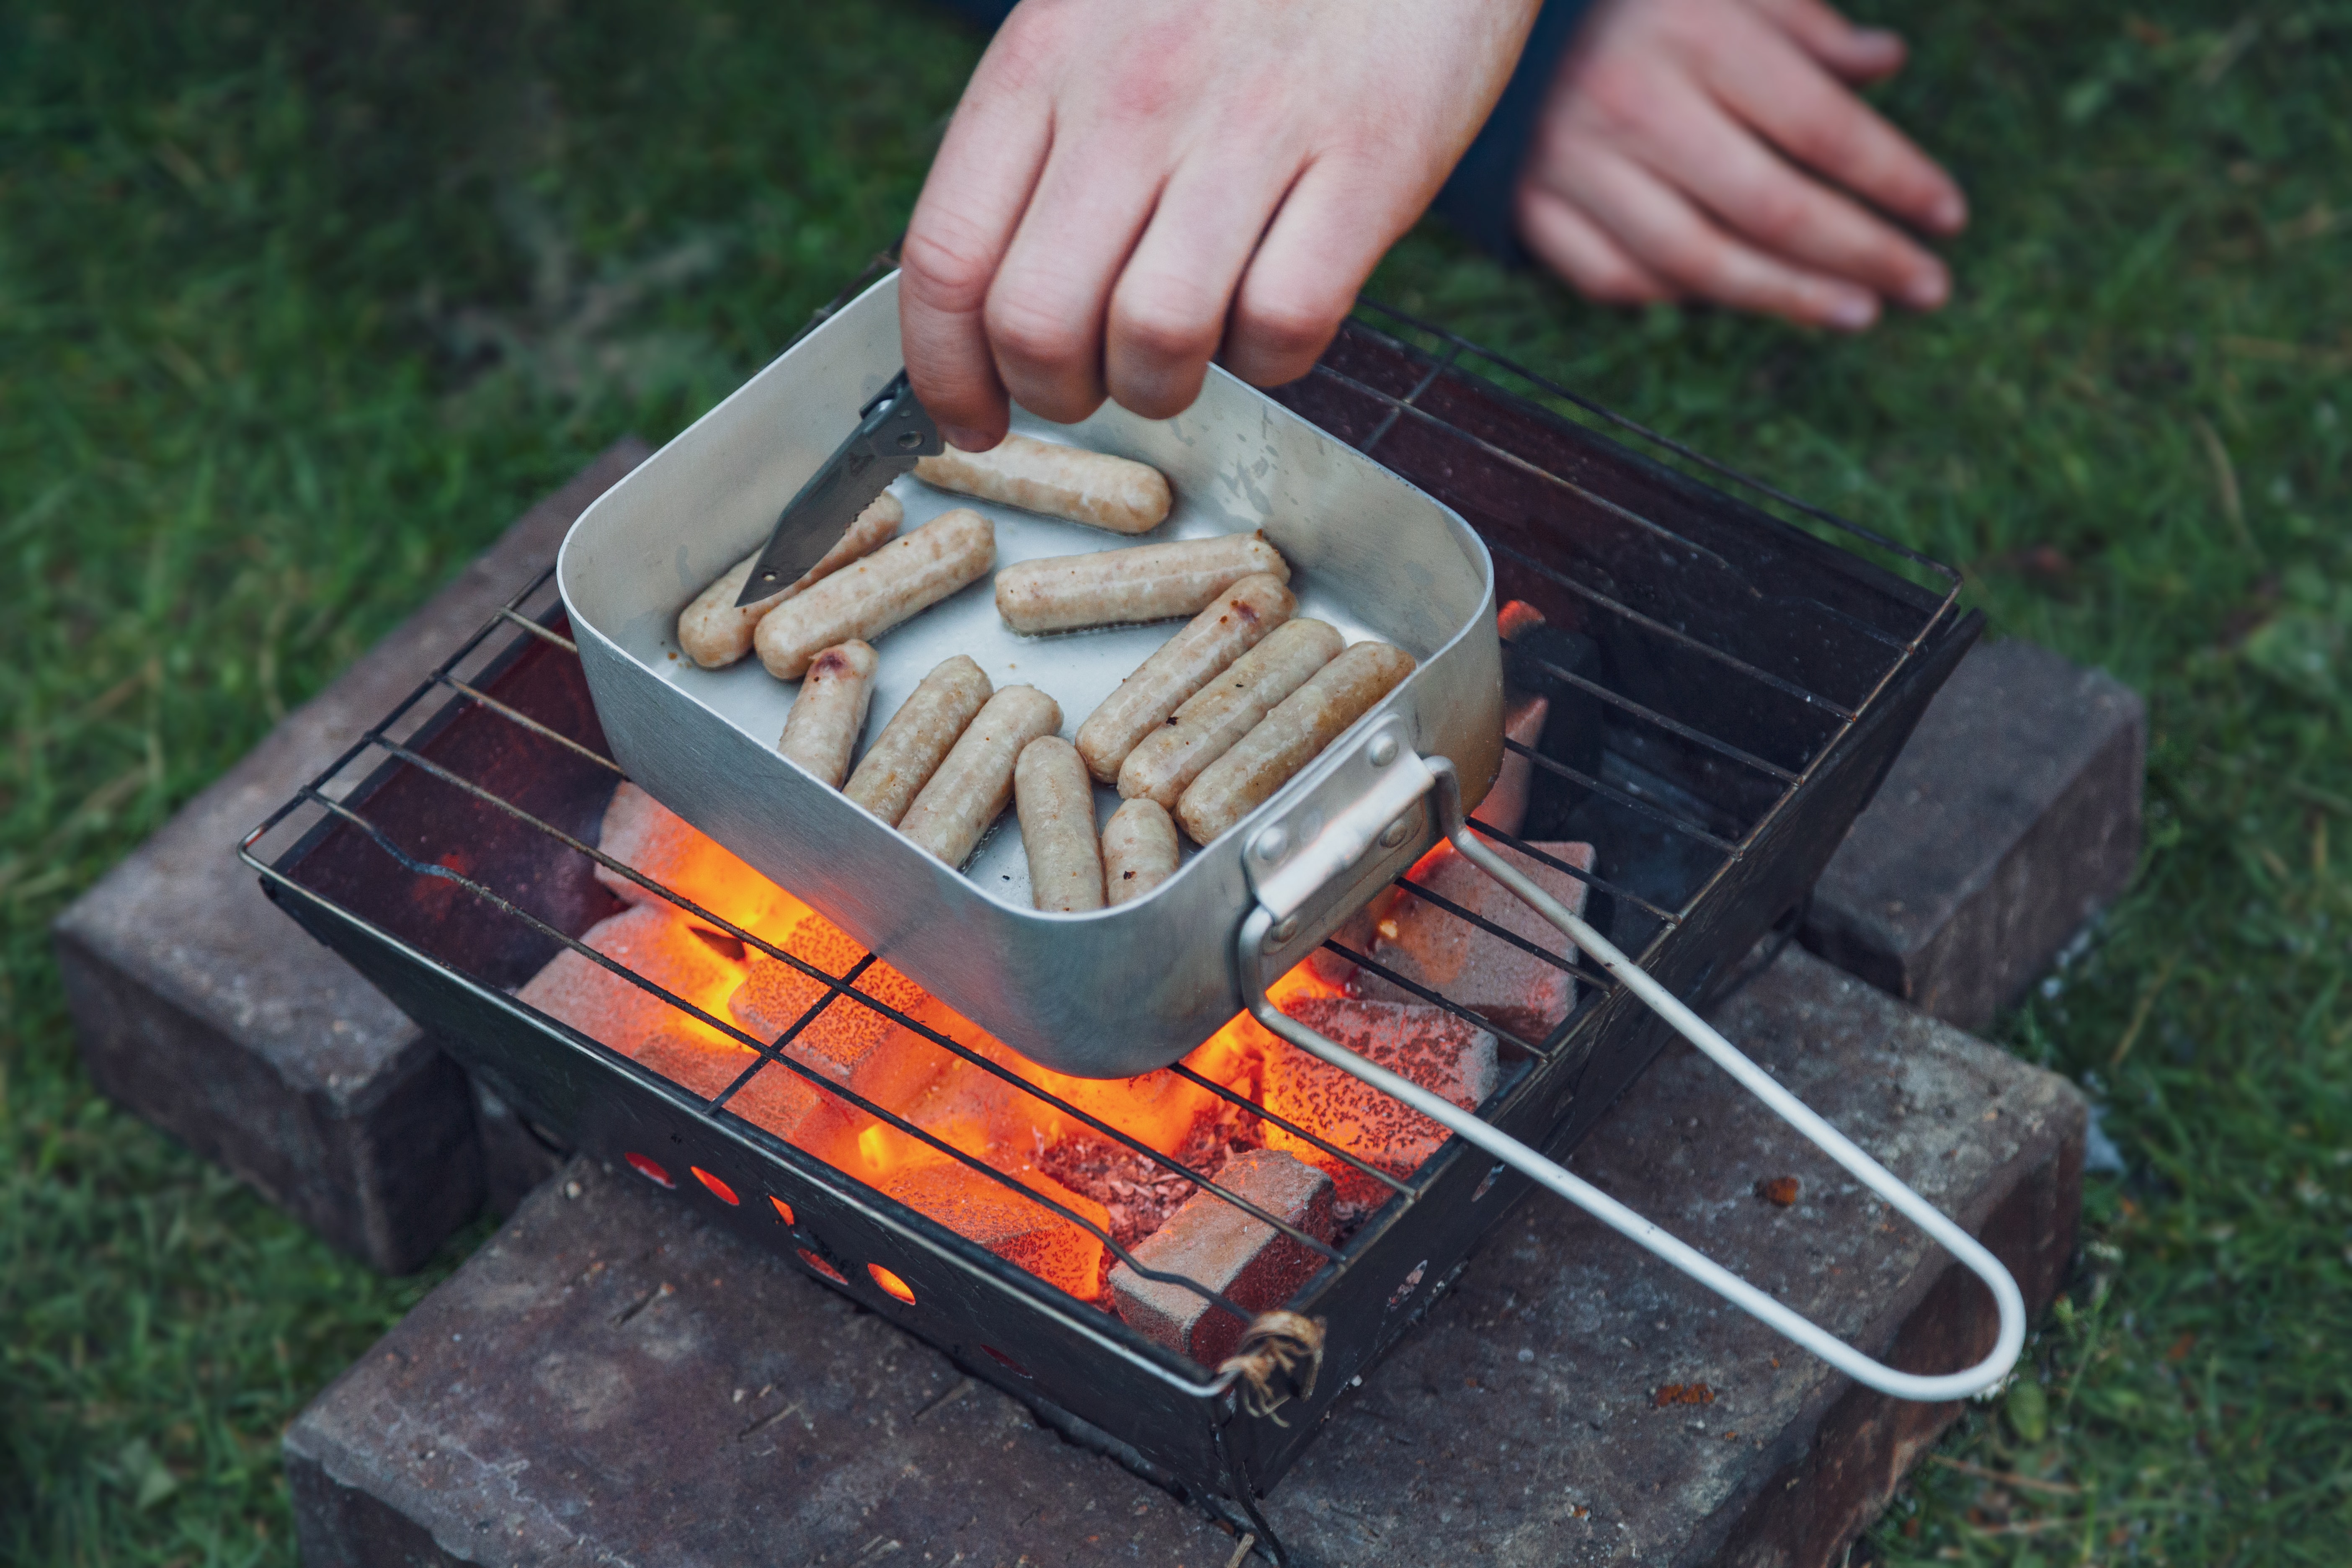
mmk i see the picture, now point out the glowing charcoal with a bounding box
[515,903,746,1056]
[1110,1148,1336,1364]
[593,782,797,933]
[723,1059,859,1165]
[876,1160,1110,1300]
[1261,998,1498,1208]
[1346,839,1595,1045]
[727,909,946,1113]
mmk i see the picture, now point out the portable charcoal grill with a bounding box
[242,279,1982,1553]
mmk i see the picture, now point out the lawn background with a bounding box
[2,0,2347,1561]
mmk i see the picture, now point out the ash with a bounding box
[1036,1098,1265,1251]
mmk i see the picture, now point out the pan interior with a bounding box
[565,273,1491,912]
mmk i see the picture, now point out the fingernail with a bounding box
[1826,291,1878,331]
[1902,266,1951,311]
[942,425,997,453]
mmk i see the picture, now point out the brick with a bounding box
[1260,997,1499,1208]
[1346,838,1595,1044]
[52,441,649,1271]
[1803,639,2145,1030]
[285,944,2081,1568]
[1110,1148,1336,1364]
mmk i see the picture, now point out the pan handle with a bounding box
[1234,756,2025,1404]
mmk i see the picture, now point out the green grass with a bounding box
[0,0,2344,1561]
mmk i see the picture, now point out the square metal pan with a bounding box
[559,272,1500,1076]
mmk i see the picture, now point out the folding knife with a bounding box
[735,369,944,608]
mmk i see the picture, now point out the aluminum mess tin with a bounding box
[559,272,1501,1078]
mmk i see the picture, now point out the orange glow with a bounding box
[555,811,1398,1307]
[797,1247,847,1284]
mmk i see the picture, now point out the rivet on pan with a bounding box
[1378,815,1413,849]
[1268,916,1300,944]
[1367,734,1400,768]
[1253,827,1290,862]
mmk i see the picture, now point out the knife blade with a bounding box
[735,369,944,608]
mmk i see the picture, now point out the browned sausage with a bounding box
[1015,737,1105,912]
[1073,573,1295,784]
[994,533,1288,635]
[754,508,995,680]
[1101,798,1179,906]
[1175,642,1418,845]
[775,640,879,788]
[1117,619,1345,809]
[915,434,1170,533]
[677,494,902,668]
[843,655,993,826]
[898,686,1063,868]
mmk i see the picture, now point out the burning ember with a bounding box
[517,784,1585,1361]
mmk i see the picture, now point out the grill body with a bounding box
[250,304,1977,1511]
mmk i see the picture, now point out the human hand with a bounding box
[900,0,1542,449]
[1515,0,1966,330]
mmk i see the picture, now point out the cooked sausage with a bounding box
[774,640,879,788]
[1175,642,1418,846]
[1073,574,1295,784]
[1101,798,1179,906]
[754,508,995,680]
[994,533,1288,636]
[1014,737,1105,912]
[1117,619,1345,810]
[914,433,1171,534]
[677,494,902,669]
[898,686,1063,868]
[843,655,994,826]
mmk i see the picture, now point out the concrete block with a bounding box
[286,944,2081,1568]
[1803,638,2145,1030]
[53,441,649,1271]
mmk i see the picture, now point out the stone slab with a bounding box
[284,946,2081,1567]
[53,441,649,1271]
[1802,638,2144,1031]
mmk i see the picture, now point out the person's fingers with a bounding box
[1105,141,1302,418]
[1700,13,1966,235]
[1222,154,1415,387]
[982,129,1169,427]
[1742,0,1905,82]
[898,26,1059,449]
[1557,143,1882,329]
[1621,71,1950,308]
[1514,183,1676,305]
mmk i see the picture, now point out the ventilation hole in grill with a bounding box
[1473,1163,1505,1201]
[980,1346,1033,1379]
[797,1248,847,1285]
[769,1196,796,1225]
[868,1264,917,1305]
[691,1166,740,1205]
[624,1152,675,1189]
[685,925,746,963]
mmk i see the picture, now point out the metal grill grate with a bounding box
[240,279,1976,1527]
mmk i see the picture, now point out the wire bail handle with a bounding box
[1233,750,2026,1405]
